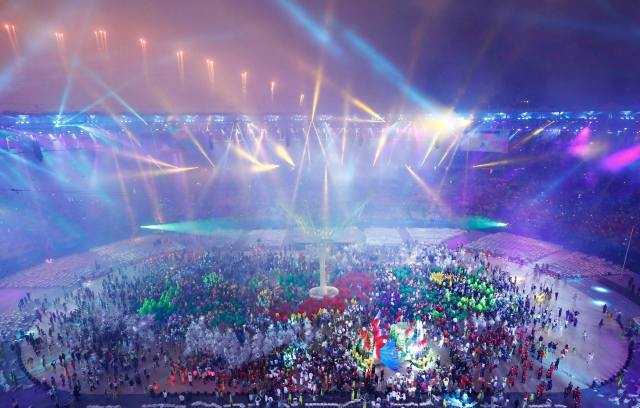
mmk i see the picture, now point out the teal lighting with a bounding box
[140,219,237,236]
[464,216,509,230]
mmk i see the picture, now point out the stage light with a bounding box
[404,164,450,214]
[591,300,607,307]
[473,157,533,168]
[121,166,199,179]
[349,96,383,122]
[591,286,610,294]
[274,0,343,57]
[372,128,389,166]
[464,216,508,229]
[79,66,147,125]
[507,130,520,141]
[518,121,554,144]
[343,29,434,110]
[232,145,261,166]
[420,133,438,167]
[274,144,295,167]
[251,163,280,173]
[184,126,215,168]
[140,219,237,235]
[430,113,472,133]
[601,143,640,172]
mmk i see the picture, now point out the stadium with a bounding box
[0,1,639,408]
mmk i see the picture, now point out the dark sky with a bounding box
[0,0,639,114]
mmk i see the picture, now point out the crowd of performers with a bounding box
[16,244,592,407]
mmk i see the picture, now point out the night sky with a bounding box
[0,0,639,114]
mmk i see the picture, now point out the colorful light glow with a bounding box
[140,219,237,235]
[601,143,640,172]
[107,148,179,169]
[473,156,534,168]
[419,133,438,167]
[518,121,554,144]
[299,93,305,107]
[568,126,591,157]
[343,29,434,110]
[463,216,508,230]
[404,164,450,214]
[349,96,383,121]
[130,166,199,179]
[591,286,610,294]
[274,0,343,57]
[288,55,383,120]
[274,144,295,167]
[293,64,324,205]
[79,66,148,125]
[62,77,136,123]
[312,121,328,160]
[57,55,79,117]
[252,127,265,156]
[309,67,322,123]
[372,128,389,166]
[232,145,262,166]
[436,134,462,168]
[507,129,521,141]
[567,126,606,160]
[184,126,215,168]
[250,163,280,173]
[430,113,472,133]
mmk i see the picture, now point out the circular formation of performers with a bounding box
[17,244,598,407]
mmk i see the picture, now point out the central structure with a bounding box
[308,236,339,299]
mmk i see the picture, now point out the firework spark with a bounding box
[206,59,215,89]
[176,50,185,85]
[139,38,148,79]
[241,71,248,97]
[4,24,19,56]
[94,29,108,53]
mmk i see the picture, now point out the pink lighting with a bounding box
[568,126,591,158]
[601,144,640,172]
